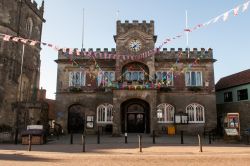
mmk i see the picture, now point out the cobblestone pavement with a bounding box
[0,134,250,166]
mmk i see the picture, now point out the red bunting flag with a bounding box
[184,29,191,32]
[234,6,240,16]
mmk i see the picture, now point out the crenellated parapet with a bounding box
[57,47,214,61]
[25,0,45,20]
[116,20,154,36]
[156,48,214,60]
[58,48,117,60]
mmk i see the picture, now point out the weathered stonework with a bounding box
[0,0,45,130]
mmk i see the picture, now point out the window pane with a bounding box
[196,72,202,86]
[191,72,196,86]
[125,72,131,81]
[156,72,162,81]
[132,72,138,81]
[185,72,190,86]
[139,72,144,81]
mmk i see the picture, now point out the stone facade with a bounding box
[55,20,217,135]
[0,0,45,128]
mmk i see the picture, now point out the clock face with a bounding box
[129,39,141,52]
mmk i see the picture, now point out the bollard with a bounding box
[125,132,128,144]
[198,133,203,152]
[138,135,142,152]
[153,130,155,144]
[14,129,18,144]
[28,134,32,151]
[70,132,73,144]
[82,134,85,152]
[181,130,184,144]
[209,132,211,144]
[97,128,100,144]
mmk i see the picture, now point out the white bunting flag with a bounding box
[30,41,37,46]
[3,35,11,41]
[20,39,28,44]
[12,37,20,42]
[223,12,229,21]
[213,16,221,23]
[242,1,250,12]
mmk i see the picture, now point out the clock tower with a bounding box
[114,20,157,55]
[114,20,157,81]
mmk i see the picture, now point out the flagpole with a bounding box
[185,10,189,47]
[185,10,190,58]
[116,10,120,21]
[81,8,85,50]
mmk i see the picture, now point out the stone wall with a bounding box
[0,0,45,127]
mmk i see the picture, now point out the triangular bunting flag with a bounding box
[3,35,11,41]
[234,6,240,16]
[243,1,250,12]
[223,12,229,21]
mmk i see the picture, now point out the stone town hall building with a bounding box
[55,20,217,135]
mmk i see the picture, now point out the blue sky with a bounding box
[35,0,250,99]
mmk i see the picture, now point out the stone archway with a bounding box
[121,98,150,133]
[68,104,85,133]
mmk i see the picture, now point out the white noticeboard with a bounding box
[27,125,43,130]
[175,116,181,123]
[225,128,239,136]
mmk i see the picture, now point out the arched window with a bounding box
[26,17,33,37]
[97,104,113,124]
[186,103,205,123]
[157,103,175,123]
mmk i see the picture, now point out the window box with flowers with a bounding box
[69,86,83,93]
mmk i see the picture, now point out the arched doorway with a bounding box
[121,99,150,133]
[68,104,85,133]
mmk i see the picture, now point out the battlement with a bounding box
[25,0,45,19]
[57,47,214,61]
[116,20,154,36]
[157,48,214,59]
[117,20,154,25]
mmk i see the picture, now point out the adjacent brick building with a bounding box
[55,20,217,135]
